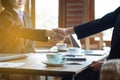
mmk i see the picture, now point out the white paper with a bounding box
[0,62,24,68]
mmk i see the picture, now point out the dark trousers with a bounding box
[62,68,100,80]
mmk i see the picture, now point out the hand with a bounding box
[53,27,74,37]
[53,28,68,37]
[88,61,103,71]
[45,30,65,43]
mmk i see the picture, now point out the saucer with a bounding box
[42,60,64,67]
[58,48,68,52]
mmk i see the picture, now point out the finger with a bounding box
[53,32,65,40]
[53,28,66,35]
[50,34,64,42]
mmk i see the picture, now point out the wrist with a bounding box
[45,30,51,37]
[65,27,74,35]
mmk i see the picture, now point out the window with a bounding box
[95,0,120,41]
[35,0,59,30]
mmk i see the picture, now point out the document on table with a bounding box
[84,50,107,56]
[0,62,24,68]
[0,54,29,62]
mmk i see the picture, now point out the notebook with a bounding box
[64,54,86,65]
[84,50,106,56]
[0,54,28,62]
[35,47,58,53]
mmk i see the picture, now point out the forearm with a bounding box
[65,27,75,35]
[20,28,48,41]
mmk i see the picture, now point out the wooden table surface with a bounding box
[0,51,109,80]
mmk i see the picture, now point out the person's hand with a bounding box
[53,27,74,37]
[45,30,65,43]
[88,61,103,71]
[52,28,68,37]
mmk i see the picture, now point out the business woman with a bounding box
[54,6,120,80]
[0,0,64,80]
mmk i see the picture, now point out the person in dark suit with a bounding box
[53,6,120,80]
[0,0,64,80]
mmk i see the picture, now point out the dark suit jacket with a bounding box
[74,7,120,59]
[0,9,48,53]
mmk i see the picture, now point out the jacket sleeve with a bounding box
[0,12,48,42]
[19,28,48,41]
[74,7,120,39]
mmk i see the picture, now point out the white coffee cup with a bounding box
[68,47,82,55]
[56,43,67,51]
[46,53,63,64]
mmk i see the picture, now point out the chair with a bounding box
[84,33,103,50]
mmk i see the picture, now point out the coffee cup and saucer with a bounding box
[56,43,68,52]
[68,47,85,56]
[42,53,66,67]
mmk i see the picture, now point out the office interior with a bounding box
[0,0,112,50]
[0,0,119,80]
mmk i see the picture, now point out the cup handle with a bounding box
[61,56,67,63]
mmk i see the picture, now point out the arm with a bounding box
[89,61,103,71]
[21,12,64,42]
[53,7,120,39]
[74,7,120,39]
[20,28,48,41]
[0,11,64,43]
[20,28,64,42]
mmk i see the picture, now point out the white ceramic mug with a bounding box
[68,47,82,55]
[56,43,67,51]
[46,53,63,64]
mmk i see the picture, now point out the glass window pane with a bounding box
[35,0,59,30]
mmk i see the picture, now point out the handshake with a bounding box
[45,27,74,43]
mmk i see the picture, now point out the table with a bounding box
[0,51,109,80]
